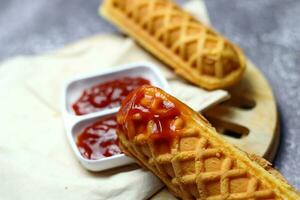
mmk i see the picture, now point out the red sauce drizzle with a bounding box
[117,86,182,151]
[77,116,122,160]
[72,77,151,115]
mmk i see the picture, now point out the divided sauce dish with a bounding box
[62,62,170,171]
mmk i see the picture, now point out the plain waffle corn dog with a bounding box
[100,0,246,90]
[116,86,300,200]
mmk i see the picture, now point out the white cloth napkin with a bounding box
[0,1,228,199]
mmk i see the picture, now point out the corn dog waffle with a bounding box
[100,0,246,90]
[116,86,299,200]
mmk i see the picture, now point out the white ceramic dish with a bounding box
[62,62,169,171]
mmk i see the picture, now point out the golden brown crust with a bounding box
[100,0,246,90]
[116,86,300,200]
[247,153,288,184]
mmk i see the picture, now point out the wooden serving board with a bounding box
[204,60,279,161]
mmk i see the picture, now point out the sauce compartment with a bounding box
[64,63,169,118]
[70,113,133,171]
[72,77,150,116]
[62,62,169,171]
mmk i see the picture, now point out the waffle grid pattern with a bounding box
[127,123,277,200]
[110,0,243,79]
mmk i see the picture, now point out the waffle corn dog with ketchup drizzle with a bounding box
[116,86,300,200]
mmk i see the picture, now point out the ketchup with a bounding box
[117,86,183,152]
[72,77,151,115]
[77,116,121,160]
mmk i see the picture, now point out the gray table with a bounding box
[0,0,299,190]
